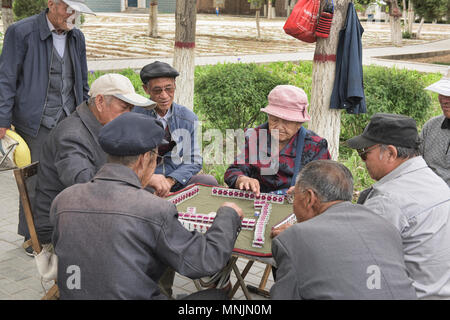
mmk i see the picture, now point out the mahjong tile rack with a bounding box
[168,184,295,257]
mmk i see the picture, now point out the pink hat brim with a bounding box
[261,105,311,123]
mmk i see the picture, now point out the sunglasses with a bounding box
[149,86,175,96]
[150,151,164,165]
[357,144,380,161]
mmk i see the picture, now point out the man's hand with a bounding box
[148,174,174,198]
[220,202,244,220]
[236,175,260,196]
[286,186,295,195]
[0,128,8,139]
[270,223,292,238]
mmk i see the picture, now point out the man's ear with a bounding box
[142,83,150,95]
[387,145,398,161]
[305,189,317,210]
[95,95,105,112]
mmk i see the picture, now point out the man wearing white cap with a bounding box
[32,74,155,249]
[421,67,450,186]
[0,0,95,252]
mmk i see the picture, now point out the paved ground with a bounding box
[0,12,449,300]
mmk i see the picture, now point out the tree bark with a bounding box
[309,0,352,161]
[1,0,14,33]
[416,16,424,38]
[173,0,197,111]
[148,0,158,37]
[268,0,272,19]
[388,0,402,46]
[256,10,261,39]
[407,0,414,34]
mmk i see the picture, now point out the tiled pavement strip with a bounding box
[0,14,449,300]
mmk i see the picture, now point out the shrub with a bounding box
[194,62,288,133]
[340,66,437,142]
[13,0,47,21]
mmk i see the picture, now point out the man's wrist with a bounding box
[166,176,177,187]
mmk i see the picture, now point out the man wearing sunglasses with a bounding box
[346,113,450,299]
[134,61,218,199]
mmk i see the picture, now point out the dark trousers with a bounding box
[16,126,51,240]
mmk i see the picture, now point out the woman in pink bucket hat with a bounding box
[224,85,331,195]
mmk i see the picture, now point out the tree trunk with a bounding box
[1,0,14,33]
[416,16,424,38]
[388,0,402,46]
[268,0,272,19]
[256,10,261,39]
[173,0,197,111]
[148,0,158,37]
[407,0,414,34]
[309,0,352,161]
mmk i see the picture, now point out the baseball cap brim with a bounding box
[346,134,378,150]
[63,0,95,15]
[425,77,450,96]
[114,93,156,108]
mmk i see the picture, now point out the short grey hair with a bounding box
[106,154,141,167]
[88,95,115,108]
[295,160,354,202]
[379,144,419,160]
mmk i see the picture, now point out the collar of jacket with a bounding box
[76,101,103,146]
[373,156,428,188]
[441,117,450,130]
[39,8,74,41]
[93,163,143,189]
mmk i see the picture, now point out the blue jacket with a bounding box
[134,102,202,187]
[0,9,89,137]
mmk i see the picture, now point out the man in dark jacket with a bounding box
[0,0,94,247]
[34,73,155,246]
[51,112,243,299]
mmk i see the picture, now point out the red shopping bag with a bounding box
[283,0,320,43]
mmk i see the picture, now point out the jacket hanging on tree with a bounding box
[330,2,366,114]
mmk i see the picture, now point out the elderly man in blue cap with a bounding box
[134,61,218,198]
[50,112,244,300]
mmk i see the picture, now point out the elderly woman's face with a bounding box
[268,115,302,144]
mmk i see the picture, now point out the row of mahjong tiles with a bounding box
[169,185,294,256]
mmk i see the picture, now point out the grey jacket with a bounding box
[270,202,417,300]
[34,101,106,244]
[50,163,241,300]
[0,9,89,137]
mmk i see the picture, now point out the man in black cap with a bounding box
[346,112,450,299]
[50,112,244,300]
[134,61,218,198]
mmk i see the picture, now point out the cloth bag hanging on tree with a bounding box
[283,0,320,43]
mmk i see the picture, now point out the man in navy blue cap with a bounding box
[134,61,218,198]
[50,112,244,300]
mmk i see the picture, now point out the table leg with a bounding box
[229,258,254,298]
[230,257,253,300]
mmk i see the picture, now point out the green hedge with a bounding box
[86,63,443,191]
[194,62,288,133]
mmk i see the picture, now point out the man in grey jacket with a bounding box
[51,112,243,299]
[0,0,94,247]
[270,160,417,300]
[420,67,450,186]
[347,113,450,299]
[33,73,155,247]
